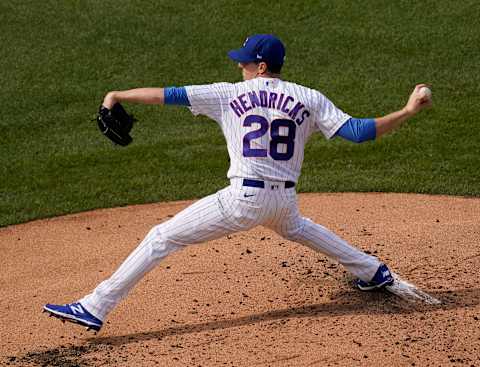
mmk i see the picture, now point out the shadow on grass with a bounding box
[9,287,480,366]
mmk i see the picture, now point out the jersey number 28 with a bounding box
[242,115,296,161]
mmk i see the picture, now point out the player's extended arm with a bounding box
[374,84,432,137]
[102,88,165,109]
[102,87,190,109]
[336,84,432,143]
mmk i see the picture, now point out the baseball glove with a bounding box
[96,103,136,146]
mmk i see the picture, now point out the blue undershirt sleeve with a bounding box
[335,118,377,143]
[164,86,191,106]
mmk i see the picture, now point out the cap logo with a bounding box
[256,54,262,59]
[243,37,249,47]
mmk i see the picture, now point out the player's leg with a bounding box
[75,188,245,322]
[283,216,382,281]
[267,198,382,282]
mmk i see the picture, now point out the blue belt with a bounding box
[243,179,295,189]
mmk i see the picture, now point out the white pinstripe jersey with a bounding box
[185,78,350,183]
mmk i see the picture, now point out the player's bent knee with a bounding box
[145,224,163,240]
[275,217,311,242]
[149,235,184,259]
[143,224,185,256]
[276,226,303,242]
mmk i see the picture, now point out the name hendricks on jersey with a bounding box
[229,90,311,125]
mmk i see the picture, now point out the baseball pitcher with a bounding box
[44,34,432,332]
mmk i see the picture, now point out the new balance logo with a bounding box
[70,304,84,315]
[382,270,391,278]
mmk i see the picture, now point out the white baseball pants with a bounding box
[81,179,380,321]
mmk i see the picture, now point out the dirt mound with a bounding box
[1,193,479,366]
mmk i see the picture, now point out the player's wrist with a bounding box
[102,92,118,109]
[401,105,416,118]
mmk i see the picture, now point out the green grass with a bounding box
[1,0,479,226]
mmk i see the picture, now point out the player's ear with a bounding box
[257,62,268,75]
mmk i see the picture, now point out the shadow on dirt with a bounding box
[7,287,480,367]
[89,286,479,346]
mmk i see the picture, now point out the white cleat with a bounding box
[385,273,442,305]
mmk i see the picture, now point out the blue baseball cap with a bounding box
[228,34,286,71]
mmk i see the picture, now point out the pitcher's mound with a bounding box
[1,193,479,366]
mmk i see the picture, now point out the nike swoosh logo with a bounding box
[244,193,255,198]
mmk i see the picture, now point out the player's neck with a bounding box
[256,72,281,79]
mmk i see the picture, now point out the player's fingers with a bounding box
[419,97,432,109]
[412,84,420,92]
[414,83,431,91]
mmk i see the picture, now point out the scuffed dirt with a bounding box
[1,193,479,366]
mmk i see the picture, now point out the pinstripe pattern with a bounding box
[79,78,381,322]
[81,179,380,321]
[186,78,350,183]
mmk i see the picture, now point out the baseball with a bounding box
[419,86,432,100]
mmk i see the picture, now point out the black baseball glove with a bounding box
[96,103,136,146]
